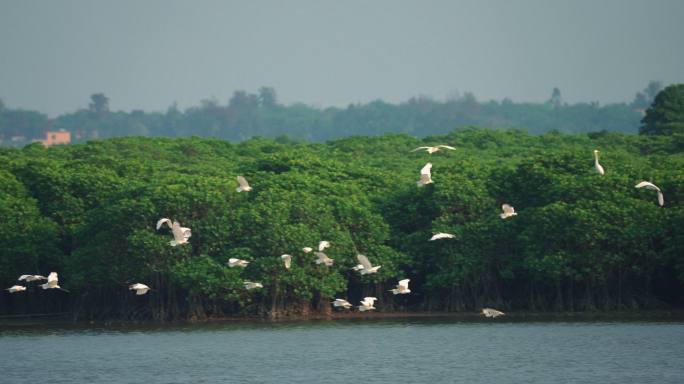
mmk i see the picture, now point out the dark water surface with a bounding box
[1,318,683,383]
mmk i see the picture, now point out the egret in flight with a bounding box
[358,297,377,312]
[314,252,334,266]
[6,285,26,293]
[318,241,330,251]
[228,258,250,268]
[236,176,252,192]
[18,274,47,282]
[39,272,68,292]
[429,233,455,241]
[156,218,192,246]
[332,299,353,309]
[390,279,411,295]
[417,163,433,186]
[411,145,456,154]
[129,283,151,295]
[244,281,263,290]
[635,181,664,206]
[355,254,381,275]
[500,204,517,219]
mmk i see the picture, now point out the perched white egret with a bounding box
[236,176,252,192]
[358,297,377,312]
[302,247,313,253]
[18,274,47,282]
[500,204,517,219]
[129,283,151,295]
[331,298,353,309]
[281,254,292,269]
[429,233,455,241]
[318,241,331,251]
[482,308,505,318]
[417,163,433,186]
[411,145,456,154]
[593,149,605,176]
[356,254,381,275]
[314,252,334,266]
[156,218,192,246]
[635,181,664,206]
[244,281,263,290]
[39,272,68,292]
[390,279,411,295]
[6,285,27,293]
[228,258,250,268]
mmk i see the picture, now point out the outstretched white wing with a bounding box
[411,146,431,152]
[357,254,373,270]
[635,181,660,191]
[430,233,455,241]
[437,145,456,150]
[156,218,172,230]
[398,279,410,289]
[236,176,252,192]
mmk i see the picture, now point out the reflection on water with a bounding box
[1,317,683,384]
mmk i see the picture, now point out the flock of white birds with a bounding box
[5,144,666,319]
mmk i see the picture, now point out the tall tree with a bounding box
[640,84,684,136]
[258,87,277,107]
[89,93,110,116]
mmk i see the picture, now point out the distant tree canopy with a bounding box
[640,84,684,136]
[2,84,668,146]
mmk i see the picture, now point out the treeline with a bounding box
[0,83,659,146]
[1,126,683,320]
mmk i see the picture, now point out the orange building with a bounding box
[40,130,71,146]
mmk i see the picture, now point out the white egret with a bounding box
[358,297,377,312]
[635,181,664,206]
[244,281,263,290]
[156,218,192,246]
[429,233,455,241]
[411,145,456,154]
[281,254,292,269]
[6,285,26,293]
[39,272,68,292]
[302,247,313,253]
[482,308,505,318]
[593,149,605,176]
[318,241,330,251]
[228,258,250,268]
[314,252,334,266]
[500,204,517,219]
[390,279,411,295]
[356,254,381,275]
[417,163,433,186]
[331,299,353,309]
[18,274,47,282]
[236,176,252,192]
[129,283,151,295]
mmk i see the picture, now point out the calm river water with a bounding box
[1,318,683,383]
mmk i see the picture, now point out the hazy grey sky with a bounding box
[1,0,683,116]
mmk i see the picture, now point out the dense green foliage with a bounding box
[1,128,682,320]
[0,87,648,147]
